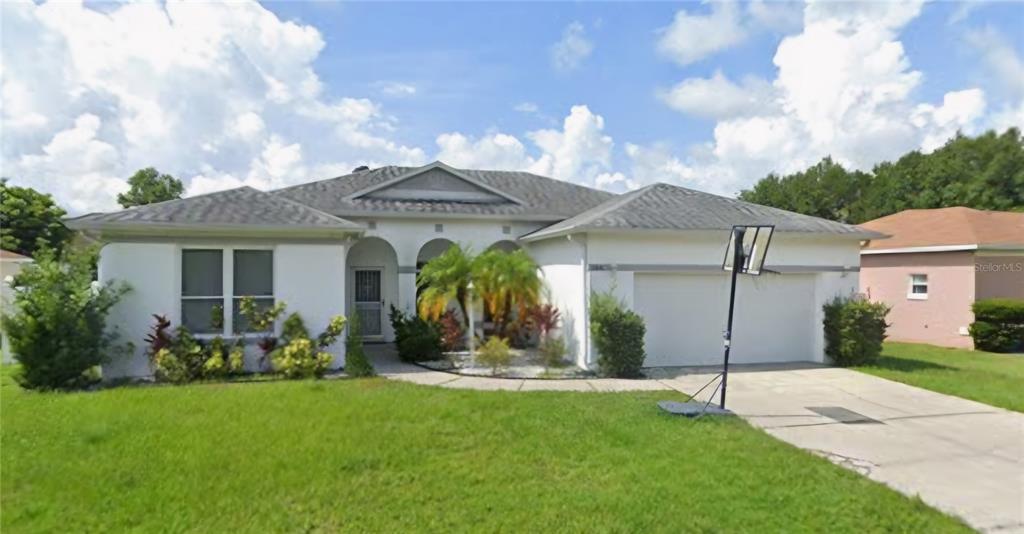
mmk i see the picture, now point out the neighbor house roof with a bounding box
[521,182,879,241]
[859,207,1024,253]
[66,186,362,237]
[273,161,615,220]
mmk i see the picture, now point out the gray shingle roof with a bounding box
[521,183,881,240]
[66,186,362,233]
[273,162,615,220]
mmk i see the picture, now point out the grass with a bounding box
[1,370,968,533]
[855,342,1024,413]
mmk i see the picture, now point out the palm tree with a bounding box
[417,244,473,322]
[471,248,541,338]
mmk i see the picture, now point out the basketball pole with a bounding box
[720,227,745,410]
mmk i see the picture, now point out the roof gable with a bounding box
[353,163,519,204]
[273,162,614,220]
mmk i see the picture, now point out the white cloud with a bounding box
[433,105,614,188]
[657,3,746,66]
[435,132,532,171]
[637,1,997,196]
[1,0,425,213]
[514,102,539,113]
[966,27,1024,100]
[550,22,593,72]
[376,81,417,97]
[658,71,777,119]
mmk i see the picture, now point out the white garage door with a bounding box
[634,273,816,367]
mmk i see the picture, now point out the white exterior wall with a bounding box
[98,240,347,379]
[525,236,588,367]
[99,243,178,378]
[276,244,348,367]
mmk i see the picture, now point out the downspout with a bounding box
[568,233,591,369]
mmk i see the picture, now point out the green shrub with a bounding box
[270,313,343,379]
[969,299,1024,352]
[476,336,511,375]
[343,316,375,377]
[389,305,443,362]
[538,336,567,370]
[823,296,890,366]
[272,338,332,379]
[0,247,130,390]
[590,291,646,378]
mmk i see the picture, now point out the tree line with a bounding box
[1,168,183,258]
[738,128,1024,224]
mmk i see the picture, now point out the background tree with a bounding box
[0,179,72,257]
[739,128,1024,223]
[117,167,184,208]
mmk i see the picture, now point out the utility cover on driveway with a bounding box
[806,406,883,424]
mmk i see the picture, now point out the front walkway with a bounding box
[366,344,1024,532]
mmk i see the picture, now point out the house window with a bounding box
[181,249,224,333]
[908,274,928,299]
[233,250,274,333]
[181,248,274,336]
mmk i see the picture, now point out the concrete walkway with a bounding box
[367,345,1023,532]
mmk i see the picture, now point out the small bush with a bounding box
[590,291,646,378]
[1,247,130,390]
[969,299,1024,352]
[528,303,561,340]
[343,315,375,377]
[538,336,567,370]
[389,305,443,362]
[823,296,890,366]
[272,338,332,379]
[270,313,338,379]
[475,336,511,375]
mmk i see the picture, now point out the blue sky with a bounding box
[3,1,1023,213]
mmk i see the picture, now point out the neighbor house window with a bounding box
[181,249,224,334]
[908,274,928,299]
[232,250,274,333]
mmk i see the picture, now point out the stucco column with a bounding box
[398,268,417,315]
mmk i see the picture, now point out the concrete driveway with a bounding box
[653,365,1024,533]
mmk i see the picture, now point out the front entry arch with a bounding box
[346,237,399,340]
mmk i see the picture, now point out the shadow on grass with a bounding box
[866,356,955,373]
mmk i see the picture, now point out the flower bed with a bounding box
[418,348,592,379]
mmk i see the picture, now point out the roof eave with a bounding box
[522,225,882,242]
[66,221,365,240]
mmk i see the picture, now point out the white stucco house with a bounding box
[67,161,877,378]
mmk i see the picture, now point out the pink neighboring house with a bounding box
[859,207,1024,349]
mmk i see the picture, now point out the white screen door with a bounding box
[354,269,383,336]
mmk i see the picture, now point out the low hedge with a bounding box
[823,296,890,366]
[969,299,1024,353]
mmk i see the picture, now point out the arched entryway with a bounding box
[346,237,399,341]
[487,240,521,253]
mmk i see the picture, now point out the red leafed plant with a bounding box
[528,304,561,340]
[438,310,464,351]
[144,314,174,356]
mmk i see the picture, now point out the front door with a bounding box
[353,269,383,336]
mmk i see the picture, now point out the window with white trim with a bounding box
[232,250,274,333]
[181,250,224,333]
[181,248,274,335]
[908,274,928,299]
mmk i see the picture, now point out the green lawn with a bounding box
[856,342,1024,413]
[1,371,967,533]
